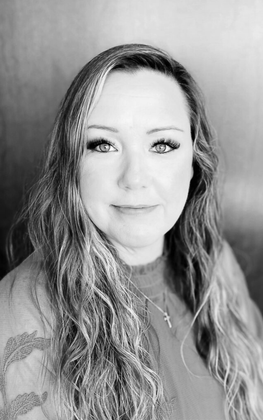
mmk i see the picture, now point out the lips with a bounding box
[114,204,155,208]
[112,204,158,215]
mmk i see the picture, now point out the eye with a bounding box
[151,139,180,154]
[86,138,117,153]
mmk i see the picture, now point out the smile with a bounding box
[112,205,158,215]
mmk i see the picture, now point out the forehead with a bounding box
[104,69,187,103]
[88,69,190,127]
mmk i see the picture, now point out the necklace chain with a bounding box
[135,287,172,329]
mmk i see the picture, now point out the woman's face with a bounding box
[80,70,193,265]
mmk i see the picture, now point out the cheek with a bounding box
[161,161,193,212]
[79,164,118,236]
[80,167,106,209]
[79,168,110,232]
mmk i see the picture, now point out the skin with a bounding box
[80,70,193,266]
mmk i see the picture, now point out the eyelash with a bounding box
[86,137,180,153]
[150,138,180,153]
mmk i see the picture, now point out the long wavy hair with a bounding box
[9,44,263,419]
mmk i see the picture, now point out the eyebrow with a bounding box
[87,124,184,133]
[87,124,119,133]
[146,126,184,134]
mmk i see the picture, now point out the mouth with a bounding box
[112,204,158,215]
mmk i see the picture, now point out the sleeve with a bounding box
[219,241,263,341]
[0,260,57,420]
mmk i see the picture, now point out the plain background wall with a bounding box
[0,0,263,311]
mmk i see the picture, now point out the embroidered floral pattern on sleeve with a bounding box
[0,331,50,419]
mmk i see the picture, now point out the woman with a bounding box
[0,44,263,420]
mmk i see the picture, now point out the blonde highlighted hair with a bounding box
[9,44,263,419]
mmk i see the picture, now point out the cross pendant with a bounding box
[164,312,172,328]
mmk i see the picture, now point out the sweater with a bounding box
[0,242,262,419]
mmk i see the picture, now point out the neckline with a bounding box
[127,254,169,298]
[129,253,167,275]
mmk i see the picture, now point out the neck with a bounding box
[112,238,164,266]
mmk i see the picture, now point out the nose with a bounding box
[118,153,151,190]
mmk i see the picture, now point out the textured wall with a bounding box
[0,0,262,310]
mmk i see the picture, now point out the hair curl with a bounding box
[9,44,263,419]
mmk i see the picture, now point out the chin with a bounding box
[113,231,162,250]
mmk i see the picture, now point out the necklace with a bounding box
[136,287,172,329]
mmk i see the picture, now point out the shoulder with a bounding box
[0,255,56,419]
[216,241,248,291]
[216,240,263,340]
[0,253,51,339]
